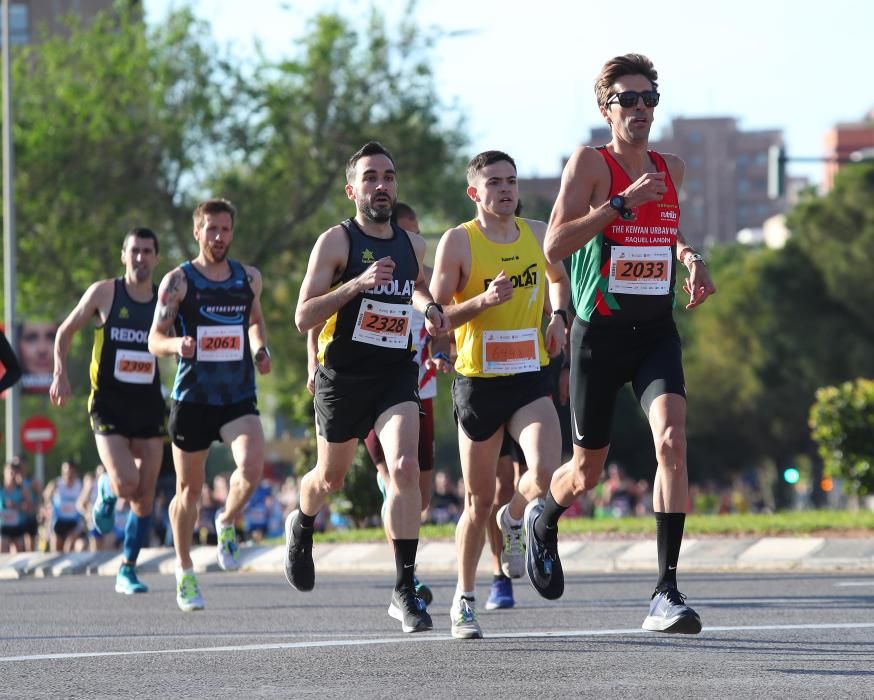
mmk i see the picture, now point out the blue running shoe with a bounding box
[92,473,117,535]
[485,577,514,610]
[413,572,433,607]
[115,563,148,594]
[523,498,564,600]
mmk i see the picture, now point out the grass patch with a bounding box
[263,510,874,546]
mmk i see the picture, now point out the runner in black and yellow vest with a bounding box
[430,150,570,639]
[51,228,166,595]
[291,142,448,635]
[541,53,716,635]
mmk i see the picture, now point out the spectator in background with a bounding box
[0,330,22,393]
[243,480,272,542]
[603,463,637,518]
[12,456,41,551]
[17,320,57,394]
[196,482,220,546]
[1,462,26,553]
[429,471,462,524]
[44,460,84,552]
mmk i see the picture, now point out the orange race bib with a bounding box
[197,325,245,362]
[482,328,540,374]
[608,246,672,296]
[352,298,412,349]
[113,349,156,384]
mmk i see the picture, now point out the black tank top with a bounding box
[89,278,162,400]
[318,219,419,375]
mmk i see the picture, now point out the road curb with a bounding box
[3,536,873,579]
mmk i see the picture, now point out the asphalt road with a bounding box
[2,571,873,698]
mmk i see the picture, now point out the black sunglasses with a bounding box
[606,90,660,108]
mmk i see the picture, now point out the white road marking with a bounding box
[2,622,874,663]
[835,581,874,587]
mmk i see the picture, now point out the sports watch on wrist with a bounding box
[552,309,568,324]
[609,195,634,220]
[424,301,443,319]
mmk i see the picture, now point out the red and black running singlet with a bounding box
[570,147,680,324]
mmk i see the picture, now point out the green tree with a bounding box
[10,6,228,316]
[3,6,228,472]
[810,379,874,497]
[788,161,874,340]
[681,237,874,496]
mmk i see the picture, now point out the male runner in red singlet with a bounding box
[535,53,716,634]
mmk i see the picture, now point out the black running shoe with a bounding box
[388,586,433,633]
[284,510,314,592]
[523,499,564,600]
[641,587,702,634]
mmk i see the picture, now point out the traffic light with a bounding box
[768,145,786,199]
[783,467,800,484]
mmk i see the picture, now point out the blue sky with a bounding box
[147,0,873,185]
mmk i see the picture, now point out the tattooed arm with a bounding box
[148,268,194,358]
[244,265,271,375]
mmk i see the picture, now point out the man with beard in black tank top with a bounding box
[290,142,448,634]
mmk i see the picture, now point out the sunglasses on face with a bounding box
[606,90,660,108]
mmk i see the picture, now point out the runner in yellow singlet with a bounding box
[430,150,570,639]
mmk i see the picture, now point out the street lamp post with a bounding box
[2,0,20,460]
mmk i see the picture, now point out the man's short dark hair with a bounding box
[193,198,236,231]
[123,227,159,255]
[390,202,416,225]
[595,53,659,107]
[346,141,396,183]
[466,150,517,185]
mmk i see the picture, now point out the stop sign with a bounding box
[20,415,57,454]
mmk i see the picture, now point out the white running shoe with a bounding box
[450,596,483,639]
[215,509,240,571]
[176,571,205,612]
[496,503,524,579]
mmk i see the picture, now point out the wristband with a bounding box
[255,346,270,359]
[552,309,568,324]
[685,253,706,267]
[424,301,443,319]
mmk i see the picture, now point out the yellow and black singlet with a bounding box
[89,278,162,403]
[318,218,419,375]
[453,218,549,378]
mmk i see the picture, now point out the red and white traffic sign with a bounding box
[20,415,57,454]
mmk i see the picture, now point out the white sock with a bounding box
[455,587,475,603]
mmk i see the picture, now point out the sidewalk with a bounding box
[2,536,874,580]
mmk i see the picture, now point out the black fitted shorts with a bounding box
[168,398,259,452]
[364,397,435,471]
[89,392,166,439]
[314,361,420,444]
[0,524,24,539]
[452,365,553,442]
[568,314,685,450]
